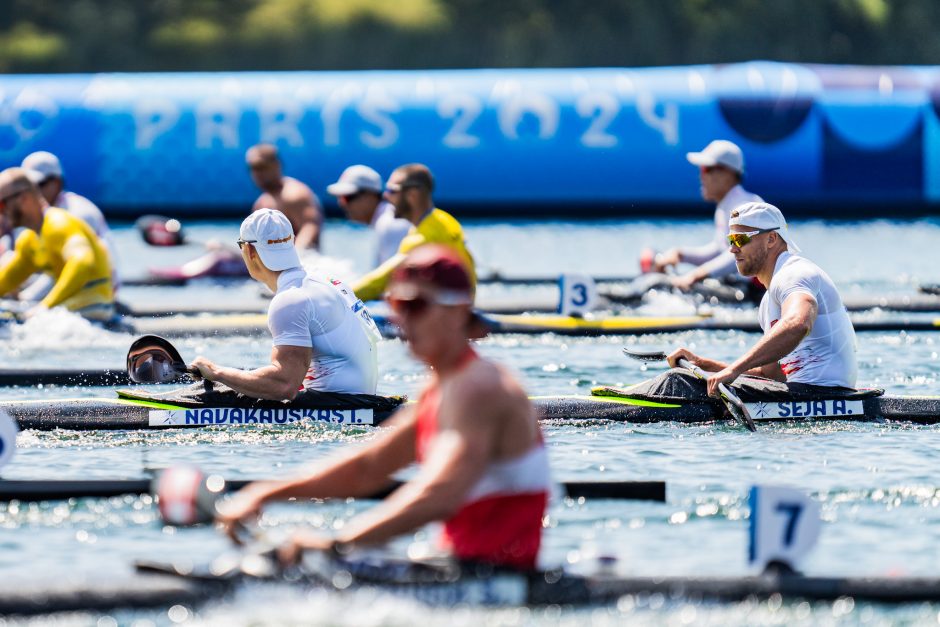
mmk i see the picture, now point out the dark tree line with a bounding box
[1,0,938,73]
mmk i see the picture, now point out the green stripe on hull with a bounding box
[531,394,681,408]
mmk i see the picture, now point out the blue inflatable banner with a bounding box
[0,62,937,216]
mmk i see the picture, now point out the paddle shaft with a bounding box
[0,479,665,503]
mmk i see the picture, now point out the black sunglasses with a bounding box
[236,238,257,249]
[385,181,423,194]
[388,295,431,317]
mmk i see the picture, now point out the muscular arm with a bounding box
[193,344,311,400]
[283,186,322,250]
[352,228,428,301]
[239,407,419,504]
[669,293,816,385]
[0,238,36,298]
[42,234,100,309]
[352,253,406,302]
[334,378,498,547]
[692,291,817,396]
[725,292,817,380]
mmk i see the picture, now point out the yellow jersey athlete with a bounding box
[0,167,114,320]
[352,163,475,302]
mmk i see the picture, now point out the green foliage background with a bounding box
[1,0,937,73]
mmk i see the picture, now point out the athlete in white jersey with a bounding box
[668,202,857,393]
[327,165,410,267]
[191,209,379,398]
[267,267,380,393]
[652,140,762,290]
[757,251,857,387]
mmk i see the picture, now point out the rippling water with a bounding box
[2,217,940,624]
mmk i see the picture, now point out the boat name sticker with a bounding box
[744,399,863,420]
[148,407,374,426]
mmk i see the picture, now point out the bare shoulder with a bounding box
[281,177,317,205]
[252,194,273,211]
[450,357,529,411]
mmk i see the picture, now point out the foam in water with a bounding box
[300,251,357,284]
[9,307,130,351]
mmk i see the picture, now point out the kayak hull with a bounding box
[5,392,940,431]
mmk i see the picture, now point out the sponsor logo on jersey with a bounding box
[148,407,374,426]
[745,399,863,420]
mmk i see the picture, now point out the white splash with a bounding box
[8,307,130,351]
[301,252,357,285]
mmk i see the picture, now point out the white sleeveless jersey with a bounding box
[371,201,411,267]
[267,267,381,394]
[758,252,857,388]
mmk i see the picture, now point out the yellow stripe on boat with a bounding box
[490,314,709,331]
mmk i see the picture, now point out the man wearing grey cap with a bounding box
[650,139,763,291]
[21,150,119,298]
[0,167,114,320]
[22,151,114,250]
[668,202,857,394]
[327,165,410,268]
[190,208,381,398]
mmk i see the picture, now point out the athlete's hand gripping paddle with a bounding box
[622,347,756,432]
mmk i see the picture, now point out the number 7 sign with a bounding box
[748,485,822,573]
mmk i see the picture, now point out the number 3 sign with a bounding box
[558,274,598,317]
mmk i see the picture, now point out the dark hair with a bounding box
[246,143,280,165]
[395,163,434,193]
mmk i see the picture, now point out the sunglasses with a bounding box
[387,295,432,318]
[727,228,778,248]
[384,181,422,194]
[236,238,257,249]
[387,289,472,318]
[700,165,726,174]
[340,192,365,203]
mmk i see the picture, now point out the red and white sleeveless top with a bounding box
[414,347,550,570]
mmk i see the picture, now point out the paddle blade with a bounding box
[719,388,757,432]
[622,347,668,362]
[126,335,189,383]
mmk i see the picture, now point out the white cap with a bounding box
[729,202,801,253]
[686,140,744,174]
[239,208,302,271]
[22,151,63,183]
[326,165,383,196]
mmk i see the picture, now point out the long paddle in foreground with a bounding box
[0,474,666,503]
[622,347,756,432]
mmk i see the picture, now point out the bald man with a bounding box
[246,144,323,251]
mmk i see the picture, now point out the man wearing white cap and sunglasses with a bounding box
[648,140,763,292]
[190,208,381,398]
[326,165,410,268]
[668,202,857,395]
